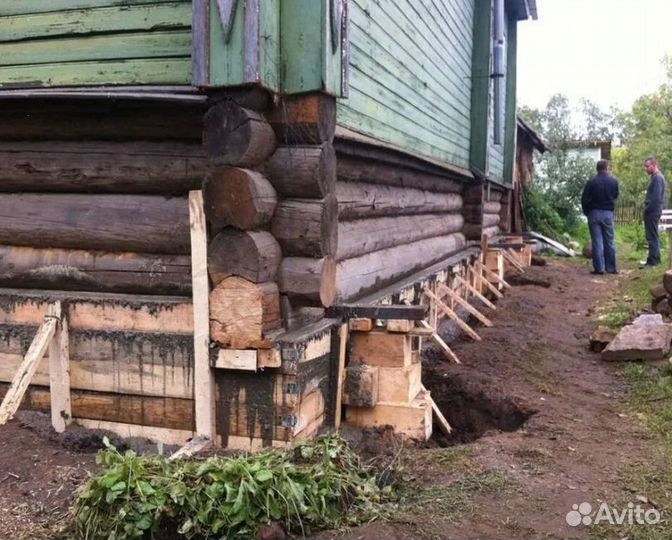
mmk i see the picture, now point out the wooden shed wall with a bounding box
[336,0,474,171]
[0,0,192,88]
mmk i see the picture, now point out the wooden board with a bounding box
[0,289,193,333]
[349,331,412,368]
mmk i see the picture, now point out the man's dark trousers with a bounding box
[644,211,662,265]
[588,209,617,273]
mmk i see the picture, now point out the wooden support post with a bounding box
[478,259,511,289]
[475,260,504,298]
[453,276,497,310]
[421,384,452,435]
[418,320,461,364]
[335,323,348,429]
[48,302,71,433]
[0,306,58,424]
[437,283,493,327]
[189,190,216,441]
[424,289,481,341]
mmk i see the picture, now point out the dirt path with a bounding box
[0,259,660,539]
[320,259,658,539]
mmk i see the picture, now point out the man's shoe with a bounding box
[590,270,605,275]
[639,263,659,269]
[607,270,620,275]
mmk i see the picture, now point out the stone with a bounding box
[589,327,617,352]
[632,314,664,326]
[653,299,671,317]
[582,243,593,259]
[664,270,672,295]
[601,324,672,361]
[650,283,667,300]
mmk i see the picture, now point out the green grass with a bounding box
[589,238,672,538]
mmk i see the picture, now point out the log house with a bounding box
[0,0,537,446]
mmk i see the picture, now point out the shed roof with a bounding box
[517,117,549,153]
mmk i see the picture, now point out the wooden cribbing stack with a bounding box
[326,304,450,440]
[0,301,71,432]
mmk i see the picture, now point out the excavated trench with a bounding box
[423,369,537,446]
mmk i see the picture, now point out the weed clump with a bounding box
[74,433,391,540]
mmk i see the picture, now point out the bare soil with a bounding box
[0,259,659,539]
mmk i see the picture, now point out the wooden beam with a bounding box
[212,349,257,371]
[335,323,347,429]
[48,302,71,433]
[454,276,497,310]
[326,304,428,321]
[422,384,452,436]
[475,260,504,299]
[189,190,216,441]
[424,289,481,342]
[417,320,461,364]
[0,306,58,424]
[437,283,493,328]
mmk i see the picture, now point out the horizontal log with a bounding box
[208,229,281,285]
[337,181,462,220]
[267,94,336,144]
[483,213,501,228]
[337,155,463,193]
[0,288,193,334]
[203,167,277,231]
[336,234,467,301]
[278,257,337,307]
[0,325,194,399]
[483,201,502,214]
[337,214,464,260]
[0,245,191,295]
[209,278,282,349]
[483,225,500,238]
[0,194,189,254]
[0,141,206,194]
[263,143,336,198]
[203,100,277,166]
[0,99,204,142]
[271,196,338,257]
[485,189,504,202]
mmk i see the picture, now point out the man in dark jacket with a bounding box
[642,157,666,268]
[581,159,619,274]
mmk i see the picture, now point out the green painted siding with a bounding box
[337,0,475,171]
[0,1,191,87]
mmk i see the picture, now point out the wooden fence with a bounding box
[615,203,643,225]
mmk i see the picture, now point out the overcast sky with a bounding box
[517,0,672,111]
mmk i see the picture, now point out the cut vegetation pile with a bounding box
[73,434,391,540]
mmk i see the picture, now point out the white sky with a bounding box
[517,0,672,111]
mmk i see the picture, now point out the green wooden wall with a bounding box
[0,0,192,88]
[336,0,475,172]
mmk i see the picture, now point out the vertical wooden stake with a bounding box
[668,230,672,270]
[49,302,71,433]
[334,323,348,429]
[190,190,216,441]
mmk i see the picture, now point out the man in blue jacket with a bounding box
[581,159,619,275]
[642,157,666,268]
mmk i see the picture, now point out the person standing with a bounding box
[581,159,619,275]
[641,157,666,268]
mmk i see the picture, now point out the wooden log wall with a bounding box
[334,144,467,302]
[0,98,208,296]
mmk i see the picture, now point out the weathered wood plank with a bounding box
[2,3,192,42]
[0,58,191,88]
[0,30,191,66]
[0,289,194,334]
[0,0,186,17]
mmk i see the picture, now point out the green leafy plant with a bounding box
[73,434,391,540]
